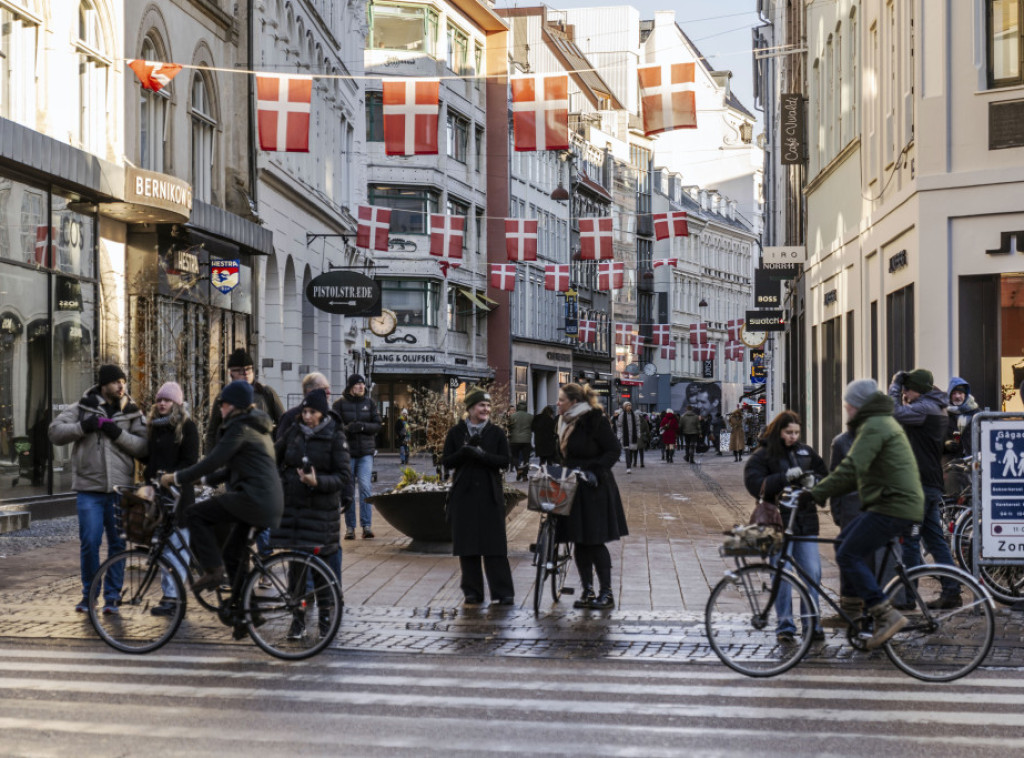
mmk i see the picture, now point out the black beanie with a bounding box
[220,379,254,409]
[228,348,255,369]
[97,364,126,387]
[301,388,330,416]
[346,374,366,391]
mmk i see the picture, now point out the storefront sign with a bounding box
[375,353,439,365]
[702,359,714,379]
[125,167,193,220]
[169,248,200,276]
[888,249,908,273]
[746,310,786,331]
[564,289,578,336]
[211,259,241,294]
[763,246,807,264]
[824,289,838,306]
[763,261,800,280]
[305,270,382,316]
[546,351,573,363]
[754,268,781,308]
[780,93,806,165]
[55,276,83,312]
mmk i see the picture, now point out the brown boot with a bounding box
[865,600,907,650]
[822,596,863,628]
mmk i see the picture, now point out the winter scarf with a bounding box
[557,401,593,458]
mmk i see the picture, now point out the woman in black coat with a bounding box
[556,383,628,610]
[441,387,514,605]
[531,406,558,465]
[743,410,829,643]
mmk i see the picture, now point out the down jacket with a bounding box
[744,440,829,535]
[48,387,148,492]
[332,392,382,458]
[889,380,949,490]
[272,415,352,555]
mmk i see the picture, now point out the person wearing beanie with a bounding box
[809,380,924,650]
[205,347,284,454]
[275,373,331,443]
[441,386,515,605]
[161,375,283,601]
[332,373,382,539]
[888,368,960,607]
[143,380,200,617]
[49,363,148,614]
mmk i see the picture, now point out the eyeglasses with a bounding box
[229,366,254,379]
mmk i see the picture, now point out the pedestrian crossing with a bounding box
[2,644,1024,757]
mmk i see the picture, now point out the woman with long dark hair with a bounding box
[743,410,829,644]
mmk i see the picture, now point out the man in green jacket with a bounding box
[507,401,534,481]
[809,379,924,650]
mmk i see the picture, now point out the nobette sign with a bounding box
[305,270,382,316]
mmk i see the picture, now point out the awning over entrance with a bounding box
[457,287,496,312]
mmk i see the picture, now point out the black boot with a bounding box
[573,586,595,609]
[591,589,614,610]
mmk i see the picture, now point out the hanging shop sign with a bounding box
[56,275,83,312]
[564,289,579,336]
[750,348,767,384]
[764,262,800,280]
[746,310,786,331]
[211,259,241,295]
[754,268,781,308]
[702,359,714,379]
[305,270,382,316]
[763,246,807,264]
[780,93,806,165]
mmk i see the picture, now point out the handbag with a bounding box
[748,481,783,531]
[527,464,579,516]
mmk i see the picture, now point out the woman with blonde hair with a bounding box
[555,383,628,610]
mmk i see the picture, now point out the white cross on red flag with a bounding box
[688,322,709,346]
[598,261,624,290]
[544,264,570,291]
[505,219,538,261]
[652,258,678,269]
[633,334,646,353]
[577,320,597,343]
[727,319,745,342]
[511,74,569,152]
[660,341,677,360]
[383,78,440,156]
[639,62,697,136]
[652,212,689,240]
[34,225,54,267]
[490,264,517,291]
[356,206,392,252]
[614,322,635,345]
[128,60,183,92]
[429,215,465,258]
[256,75,313,152]
[437,259,461,278]
[579,217,614,260]
[650,324,671,346]
[692,342,717,362]
[725,340,745,362]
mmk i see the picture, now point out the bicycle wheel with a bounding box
[705,564,815,677]
[952,510,973,571]
[883,565,995,682]
[551,539,574,604]
[88,548,186,654]
[532,521,551,614]
[980,563,1024,605]
[242,551,343,660]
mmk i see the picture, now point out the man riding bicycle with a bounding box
[808,379,924,649]
[160,380,284,591]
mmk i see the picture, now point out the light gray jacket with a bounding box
[48,387,148,492]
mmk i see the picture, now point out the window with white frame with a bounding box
[446,110,468,162]
[191,74,216,204]
[0,3,39,126]
[988,0,1023,88]
[368,3,438,57]
[447,24,468,74]
[139,37,169,172]
[76,1,111,155]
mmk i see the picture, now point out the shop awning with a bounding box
[457,287,495,312]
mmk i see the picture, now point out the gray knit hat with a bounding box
[844,378,878,409]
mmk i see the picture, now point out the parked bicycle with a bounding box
[87,482,342,660]
[705,486,995,682]
[526,464,581,614]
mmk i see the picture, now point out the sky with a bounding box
[494,0,764,124]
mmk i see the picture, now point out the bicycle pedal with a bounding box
[561,587,575,595]
[529,543,537,552]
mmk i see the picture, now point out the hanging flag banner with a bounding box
[490,263,517,291]
[577,319,597,343]
[727,318,745,342]
[652,211,689,240]
[211,259,241,295]
[429,214,465,258]
[598,260,624,290]
[652,258,678,268]
[660,341,677,360]
[564,288,579,336]
[544,264,570,292]
[614,322,635,345]
[382,78,440,156]
[505,219,539,261]
[356,206,392,252]
[725,340,745,362]
[511,74,570,152]
[129,60,183,92]
[688,322,709,345]
[639,62,697,136]
[438,259,461,278]
[579,217,614,260]
[651,324,671,346]
[256,75,312,152]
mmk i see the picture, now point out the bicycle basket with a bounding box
[720,524,781,557]
[527,468,578,516]
[117,485,162,544]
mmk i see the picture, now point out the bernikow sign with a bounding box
[305,270,382,316]
[780,93,806,165]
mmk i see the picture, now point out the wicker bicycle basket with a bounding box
[117,485,162,545]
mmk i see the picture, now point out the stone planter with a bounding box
[367,488,525,548]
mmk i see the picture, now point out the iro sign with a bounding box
[763,246,807,264]
[305,270,382,316]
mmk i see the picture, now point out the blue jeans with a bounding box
[345,455,374,529]
[902,485,959,595]
[772,538,822,634]
[160,528,190,599]
[837,511,916,607]
[77,492,126,604]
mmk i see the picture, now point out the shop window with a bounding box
[191,74,216,204]
[366,91,384,142]
[368,3,438,57]
[368,185,438,235]
[447,24,468,74]
[51,192,95,279]
[988,0,1023,88]
[446,110,469,163]
[75,1,111,155]
[139,36,170,172]
[381,279,439,326]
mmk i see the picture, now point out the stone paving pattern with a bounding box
[3,450,1023,665]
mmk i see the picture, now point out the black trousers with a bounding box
[459,555,514,600]
[624,448,638,468]
[187,494,252,575]
[574,543,612,592]
[683,434,698,460]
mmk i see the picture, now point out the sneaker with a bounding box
[258,576,273,590]
[318,611,333,637]
[463,595,484,606]
[810,629,826,642]
[287,619,305,640]
[626,468,632,475]
[866,601,908,650]
[150,598,179,617]
[344,528,356,540]
[102,604,120,616]
[926,592,963,610]
[74,600,89,613]
[362,527,375,539]
[776,631,797,645]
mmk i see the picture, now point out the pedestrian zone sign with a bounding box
[980,420,1024,558]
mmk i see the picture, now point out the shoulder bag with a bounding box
[748,481,783,531]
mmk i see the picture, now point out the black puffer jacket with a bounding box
[744,441,829,535]
[332,392,382,458]
[271,415,352,556]
[204,380,284,453]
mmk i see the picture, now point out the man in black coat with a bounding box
[530,406,558,465]
[332,374,382,539]
[441,387,514,606]
[205,348,284,452]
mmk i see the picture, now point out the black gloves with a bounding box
[347,421,365,434]
[100,420,122,440]
[462,445,486,461]
[80,415,100,434]
[891,371,908,386]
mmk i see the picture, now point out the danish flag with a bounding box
[256,75,312,152]
[725,340,745,362]
[598,261,624,290]
[129,60,183,92]
[653,211,689,240]
[727,319,745,342]
[511,74,569,152]
[614,323,634,345]
[651,324,671,346]
[577,320,597,343]
[429,215,464,258]
[633,334,646,353]
[490,264,517,291]
[579,217,614,260]
[505,219,538,261]
[688,322,710,346]
[34,225,54,267]
[544,264,570,292]
[660,341,677,360]
[356,206,392,252]
[382,78,440,156]
[639,62,697,136]
[652,258,678,269]
[693,342,717,362]
[437,259,461,278]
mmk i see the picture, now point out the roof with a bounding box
[673,191,755,235]
[576,170,613,203]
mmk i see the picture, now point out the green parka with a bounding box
[810,392,924,523]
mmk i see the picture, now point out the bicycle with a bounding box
[87,483,342,660]
[950,508,1024,605]
[526,464,579,614]
[705,487,995,682]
